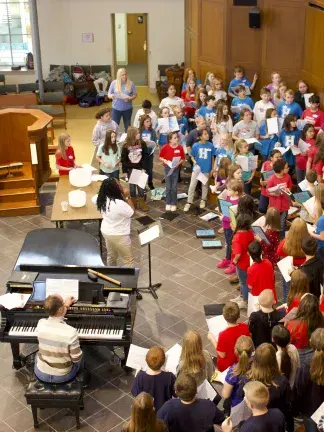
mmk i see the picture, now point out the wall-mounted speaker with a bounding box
[249,7,261,28]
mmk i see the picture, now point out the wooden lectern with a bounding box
[0,109,53,217]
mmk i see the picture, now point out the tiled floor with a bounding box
[0,166,284,432]
[0,104,284,432]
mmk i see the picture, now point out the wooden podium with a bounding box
[0,109,53,216]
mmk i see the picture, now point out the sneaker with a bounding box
[237,301,248,309]
[184,203,191,212]
[229,274,239,284]
[200,200,206,209]
[161,178,166,184]
[166,204,171,212]
[230,295,242,302]
[218,227,224,234]
[217,258,231,269]
[171,205,177,212]
[224,263,236,275]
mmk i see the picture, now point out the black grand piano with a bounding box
[0,228,139,370]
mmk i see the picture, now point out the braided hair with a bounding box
[96,178,124,213]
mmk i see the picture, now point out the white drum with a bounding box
[69,168,92,187]
[68,190,86,208]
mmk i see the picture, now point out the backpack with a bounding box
[26,52,34,70]
[72,64,86,82]
[95,94,104,106]
[66,96,78,105]
[78,91,97,107]
[62,71,72,84]
[64,83,75,97]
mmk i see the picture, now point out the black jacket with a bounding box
[249,309,284,348]
[294,91,306,111]
[300,257,323,299]
[121,141,149,172]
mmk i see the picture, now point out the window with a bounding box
[0,0,32,67]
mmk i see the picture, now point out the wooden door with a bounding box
[127,14,147,64]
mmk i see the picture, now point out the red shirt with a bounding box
[160,144,185,166]
[181,90,196,118]
[277,239,306,267]
[247,259,277,302]
[320,297,324,312]
[287,296,301,313]
[232,230,255,270]
[55,146,75,176]
[261,229,280,266]
[260,160,273,197]
[296,138,316,171]
[314,160,323,181]
[308,145,319,169]
[266,173,293,212]
[286,320,309,349]
[216,323,251,372]
[302,108,324,133]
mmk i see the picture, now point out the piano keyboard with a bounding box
[9,322,124,340]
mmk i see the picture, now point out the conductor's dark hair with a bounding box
[97,178,124,213]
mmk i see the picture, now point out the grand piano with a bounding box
[0,228,140,370]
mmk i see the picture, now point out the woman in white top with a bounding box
[97,177,135,268]
[159,84,184,114]
[272,325,300,388]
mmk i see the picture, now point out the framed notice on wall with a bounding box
[234,0,257,5]
[82,33,94,43]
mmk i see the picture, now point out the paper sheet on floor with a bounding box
[126,344,149,370]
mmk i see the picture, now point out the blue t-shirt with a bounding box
[316,215,324,249]
[225,365,244,407]
[240,409,285,432]
[228,76,252,95]
[191,141,215,173]
[154,123,168,146]
[231,96,254,121]
[177,116,189,135]
[259,121,278,157]
[196,106,216,123]
[108,80,137,111]
[277,101,303,120]
[215,148,233,167]
[279,129,301,166]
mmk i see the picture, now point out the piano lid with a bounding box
[14,228,105,270]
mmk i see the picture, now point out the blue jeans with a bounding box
[164,166,179,205]
[224,228,233,261]
[244,181,252,195]
[280,211,288,239]
[99,169,119,179]
[34,359,82,384]
[112,108,133,132]
[237,267,248,302]
[258,194,269,214]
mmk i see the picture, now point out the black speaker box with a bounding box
[249,7,261,28]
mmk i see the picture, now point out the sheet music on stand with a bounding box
[46,279,79,301]
[138,221,163,247]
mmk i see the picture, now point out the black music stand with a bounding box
[137,222,162,299]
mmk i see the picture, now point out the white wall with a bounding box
[115,13,128,65]
[36,0,185,91]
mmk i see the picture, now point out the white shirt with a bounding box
[159,96,185,113]
[253,100,274,126]
[276,344,300,388]
[133,108,158,129]
[101,198,134,236]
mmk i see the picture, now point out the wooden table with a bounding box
[51,176,103,254]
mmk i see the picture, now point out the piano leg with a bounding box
[10,342,24,370]
[121,345,131,371]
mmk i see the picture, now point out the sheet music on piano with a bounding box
[46,278,79,301]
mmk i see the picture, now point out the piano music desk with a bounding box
[51,176,103,254]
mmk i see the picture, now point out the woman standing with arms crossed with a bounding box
[108,68,137,132]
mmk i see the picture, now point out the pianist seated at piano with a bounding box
[97,177,135,267]
[34,294,83,383]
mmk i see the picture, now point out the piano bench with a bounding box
[24,375,84,429]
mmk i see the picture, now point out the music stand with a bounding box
[137,221,163,299]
